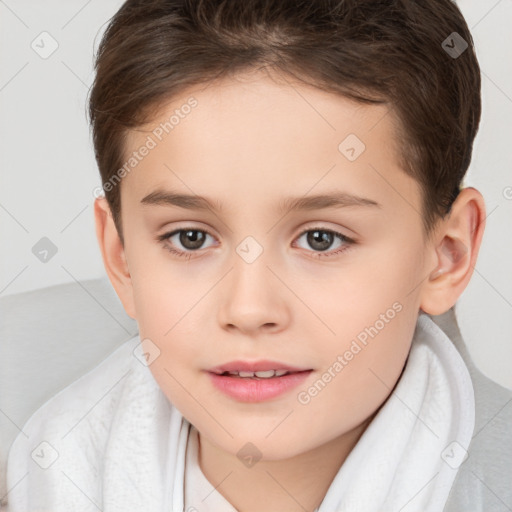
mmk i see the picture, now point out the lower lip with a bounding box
[206,370,313,402]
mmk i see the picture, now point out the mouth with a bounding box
[207,359,312,376]
[208,369,313,402]
[205,362,314,402]
[209,369,309,379]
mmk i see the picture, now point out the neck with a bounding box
[197,417,373,512]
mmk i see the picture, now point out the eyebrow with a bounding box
[140,189,381,213]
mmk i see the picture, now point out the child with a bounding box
[6,0,512,511]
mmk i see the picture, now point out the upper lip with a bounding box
[207,360,312,374]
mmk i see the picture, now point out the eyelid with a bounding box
[156,225,217,245]
[157,219,216,234]
[294,222,357,242]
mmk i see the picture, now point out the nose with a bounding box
[217,256,291,336]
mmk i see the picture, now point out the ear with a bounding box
[94,197,137,319]
[419,187,486,316]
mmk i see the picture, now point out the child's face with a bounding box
[116,70,437,459]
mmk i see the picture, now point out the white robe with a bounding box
[5,312,474,512]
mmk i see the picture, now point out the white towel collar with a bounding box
[6,312,474,512]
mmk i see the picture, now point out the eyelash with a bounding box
[157,227,356,260]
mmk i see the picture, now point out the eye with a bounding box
[157,228,216,259]
[293,227,355,258]
[157,226,356,260]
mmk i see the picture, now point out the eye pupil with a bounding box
[179,230,205,249]
[307,230,333,251]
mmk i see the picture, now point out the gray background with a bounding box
[1,0,511,389]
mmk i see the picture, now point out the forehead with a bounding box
[120,70,421,222]
[127,70,397,155]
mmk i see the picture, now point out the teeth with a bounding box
[223,369,291,378]
[255,370,278,378]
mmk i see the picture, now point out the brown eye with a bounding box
[293,227,355,258]
[305,230,334,251]
[178,229,207,250]
[158,228,215,258]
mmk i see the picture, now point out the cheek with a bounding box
[128,269,209,414]
[128,248,206,336]
[301,243,421,424]
[301,249,419,354]
[301,229,425,314]
[136,307,206,423]
[132,279,204,367]
[299,302,416,436]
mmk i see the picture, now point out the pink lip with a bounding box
[208,359,311,373]
[206,370,313,402]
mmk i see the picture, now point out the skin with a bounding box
[94,69,486,512]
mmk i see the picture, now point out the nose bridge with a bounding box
[217,233,290,334]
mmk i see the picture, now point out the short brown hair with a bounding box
[88,0,481,246]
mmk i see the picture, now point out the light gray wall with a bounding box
[1,0,511,389]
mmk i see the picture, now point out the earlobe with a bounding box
[93,197,137,319]
[420,187,486,316]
